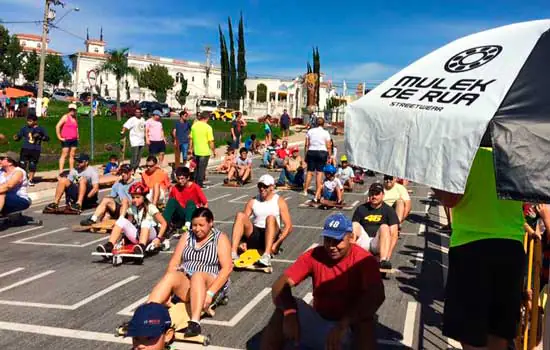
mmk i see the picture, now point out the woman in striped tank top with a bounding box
[148,207,232,337]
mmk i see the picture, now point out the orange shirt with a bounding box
[142,167,170,190]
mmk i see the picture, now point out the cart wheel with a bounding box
[135,256,144,265]
[219,296,229,306]
[203,335,211,346]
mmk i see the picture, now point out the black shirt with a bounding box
[16,125,49,151]
[352,202,399,237]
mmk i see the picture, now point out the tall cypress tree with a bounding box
[218,25,229,101]
[228,17,237,107]
[237,12,247,101]
[313,47,321,106]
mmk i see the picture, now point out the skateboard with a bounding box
[275,184,302,191]
[42,205,81,215]
[223,178,251,187]
[267,168,282,173]
[72,219,116,233]
[92,243,144,266]
[299,200,354,211]
[234,249,273,273]
[208,169,229,175]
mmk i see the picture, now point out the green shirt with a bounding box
[191,121,214,156]
[450,147,524,248]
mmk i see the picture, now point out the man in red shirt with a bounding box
[274,140,290,168]
[162,167,207,234]
[260,213,385,350]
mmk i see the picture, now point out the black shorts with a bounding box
[305,150,328,172]
[149,141,166,155]
[245,226,281,251]
[443,238,525,346]
[281,124,290,131]
[19,149,41,169]
[61,139,78,148]
[65,182,98,208]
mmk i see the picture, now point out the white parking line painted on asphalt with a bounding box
[202,288,271,326]
[0,267,24,279]
[209,194,232,202]
[215,220,323,230]
[448,337,463,349]
[228,194,248,203]
[12,227,108,248]
[117,295,149,316]
[0,270,55,294]
[0,226,43,239]
[13,228,67,243]
[402,301,418,348]
[0,321,241,350]
[0,275,139,310]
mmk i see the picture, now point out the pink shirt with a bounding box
[61,114,78,140]
[145,119,164,141]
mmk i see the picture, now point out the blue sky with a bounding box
[2,0,550,88]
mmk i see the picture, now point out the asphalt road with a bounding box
[0,138,455,350]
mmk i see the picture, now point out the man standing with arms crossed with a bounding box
[191,114,216,189]
[121,107,145,171]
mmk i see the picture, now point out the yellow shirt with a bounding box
[384,183,410,206]
[191,120,214,156]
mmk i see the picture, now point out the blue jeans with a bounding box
[278,168,304,186]
[263,152,272,167]
[2,192,31,215]
[179,143,189,162]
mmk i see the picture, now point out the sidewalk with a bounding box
[26,130,313,203]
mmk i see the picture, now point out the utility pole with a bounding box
[204,46,211,96]
[37,0,51,100]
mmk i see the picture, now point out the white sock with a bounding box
[190,319,200,324]
[90,215,98,222]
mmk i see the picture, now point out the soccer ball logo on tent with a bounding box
[444,45,502,73]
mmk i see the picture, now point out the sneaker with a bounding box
[45,203,58,211]
[133,244,144,256]
[184,320,202,337]
[80,217,96,226]
[312,198,320,204]
[96,243,112,253]
[380,260,392,270]
[69,202,81,211]
[257,253,272,267]
[28,180,35,187]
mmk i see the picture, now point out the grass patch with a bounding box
[0,116,280,171]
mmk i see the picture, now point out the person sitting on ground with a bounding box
[260,213,385,350]
[103,154,119,175]
[0,153,31,216]
[45,154,99,212]
[147,207,232,337]
[126,302,174,350]
[263,138,280,169]
[244,134,261,154]
[230,174,293,267]
[320,164,344,207]
[13,114,49,186]
[226,147,252,185]
[273,140,291,169]
[163,166,208,235]
[216,147,236,174]
[351,182,399,270]
[80,164,134,226]
[96,182,168,257]
[141,156,171,207]
[337,155,355,192]
[327,139,338,166]
[276,147,305,188]
[382,174,411,225]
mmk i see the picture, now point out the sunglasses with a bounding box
[383,177,394,181]
[145,164,155,168]
[257,183,269,190]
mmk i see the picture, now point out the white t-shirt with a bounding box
[235,157,252,167]
[29,99,37,109]
[384,183,410,206]
[126,203,160,228]
[306,127,331,151]
[337,167,354,182]
[123,116,146,147]
[323,178,343,193]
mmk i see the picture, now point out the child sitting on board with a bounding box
[319,164,344,207]
[216,147,236,174]
[337,155,355,191]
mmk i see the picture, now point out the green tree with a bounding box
[257,83,267,103]
[227,17,237,107]
[44,55,70,87]
[175,76,190,108]
[23,50,40,83]
[3,35,23,84]
[0,25,11,77]
[237,13,247,101]
[313,47,320,106]
[98,48,139,120]
[138,63,174,103]
[218,25,230,101]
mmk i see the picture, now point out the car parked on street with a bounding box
[108,101,140,118]
[139,101,170,117]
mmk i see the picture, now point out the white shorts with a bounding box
[355,226,380,255]
[288,298,352,349]
[146,188,166,204]
[115,217,157,244]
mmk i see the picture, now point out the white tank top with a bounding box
[0,167,30,202]
[252,194,280,229]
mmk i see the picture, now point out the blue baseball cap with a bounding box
[321,213,353,240]
[152,110,162,116]
[126,303,171,338]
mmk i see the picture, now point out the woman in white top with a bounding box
[0,153,31,215]
[303,117,332,202]
[230,174,293,267]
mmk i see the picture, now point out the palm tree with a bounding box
[98,48,138,120]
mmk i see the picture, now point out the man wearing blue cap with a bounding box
[126,302,174,350]
[260,213,385,350]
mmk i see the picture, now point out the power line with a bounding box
[49,24,86,41]
[0,20,44,24]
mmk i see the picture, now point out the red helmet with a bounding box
[128,182,149,196]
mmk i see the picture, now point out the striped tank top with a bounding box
[181,227,222,276]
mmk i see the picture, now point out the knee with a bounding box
[235,211,247,222]
[379,224,390,234]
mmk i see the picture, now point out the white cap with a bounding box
[258,174,275,186]
[68,103,77,110]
